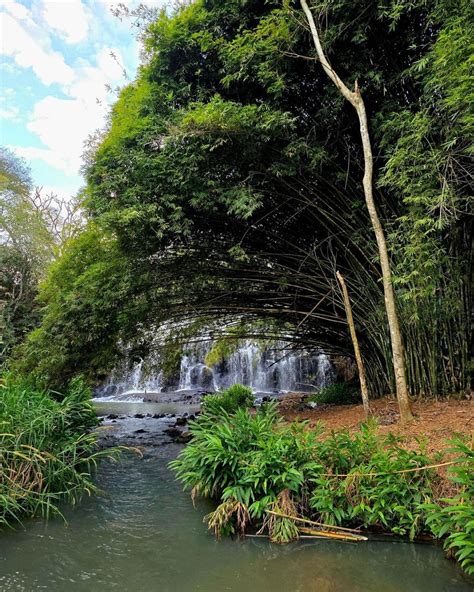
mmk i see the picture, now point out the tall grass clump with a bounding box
[0,374,117,526]
[171,400,473,574]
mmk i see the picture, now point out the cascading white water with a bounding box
[95,355,164,401]
[211,342,334,392]
[96,339,334,400]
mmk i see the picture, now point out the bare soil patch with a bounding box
[279,395,473,455]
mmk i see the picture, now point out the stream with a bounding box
[0,399,472,592]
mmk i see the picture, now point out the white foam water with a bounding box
[95,339,334,400]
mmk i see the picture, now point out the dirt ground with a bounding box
[279,394,473,455]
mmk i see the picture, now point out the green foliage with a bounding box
[201,383,254,415]
[170,402,319,535]
[0,374,118,526]
[19,0,472,400]
[14,223,151,387]
[0,149,53,365]
[309,426,438,538]
[309,382,359,405]
[172,408,433,538]
[172,406,473,572]
[423,440,474,575]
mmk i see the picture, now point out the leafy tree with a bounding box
[19,0,472,403]
[0,149,51,363]
[0,149,83,364]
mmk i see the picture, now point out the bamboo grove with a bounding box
[14,0,472,400]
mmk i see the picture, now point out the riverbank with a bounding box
[0,376,117,527]
[280,395,473,455]
[1,385,472,590]
[170,391,473,576]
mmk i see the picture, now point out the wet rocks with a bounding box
[164,426,193,444]
[176,431,193,444]
[164,427,181,439]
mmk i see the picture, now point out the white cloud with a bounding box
[41,0,90,44]
[13,145,68,170]
[19,47,126,175]
[3,0,31,22]
[25,95,105,174]
[0,103,21,122]
[0,9,75,86]
[2,0,150,179]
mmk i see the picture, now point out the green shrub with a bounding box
[201,383,254,415]
[172,405,474,574]
[423,440,474,575]
[172,410,439,540]
[309,426,439,538]
[170,402,322,536]
[0,374,118,526]
[309,382,359,405]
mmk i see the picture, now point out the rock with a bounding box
[134,428,148,434]
[152,413,165,419]
[176,431,193,444]
[164,427,181,438]
[134,413,145,419]
[306,401,318,409]
[175,417,187,426]
[107,414,119,419]
[199,366,214,390]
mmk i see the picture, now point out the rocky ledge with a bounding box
[96,411,198,448]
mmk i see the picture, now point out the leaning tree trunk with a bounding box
[300,0,413,423]
[336,271,371,419]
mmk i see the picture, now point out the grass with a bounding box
[201,384,254,415]
[0,374,119,526]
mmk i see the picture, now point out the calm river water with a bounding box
[0,403,472,592]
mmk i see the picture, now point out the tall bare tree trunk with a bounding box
[300,0,413,423]
[336,271,371,418]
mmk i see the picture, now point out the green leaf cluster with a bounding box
[0,374,119,526]
[172,402,473,573]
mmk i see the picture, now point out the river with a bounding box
[0,401,471,592]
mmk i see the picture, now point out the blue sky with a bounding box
[0,0,166,200]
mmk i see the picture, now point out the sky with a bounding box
[0,0,166,201]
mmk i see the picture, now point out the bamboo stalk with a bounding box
[266,509,362,533]
[244,533,346,540]
[336,270,371,418]
[316,459,460,478]
[297,526,367,541]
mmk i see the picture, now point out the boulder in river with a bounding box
[176,431,193,444]
[164,427,181,439]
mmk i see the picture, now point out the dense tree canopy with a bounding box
[17,0,472,395]
[0,149,53,363]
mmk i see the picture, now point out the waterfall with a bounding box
[95,340,334,399]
